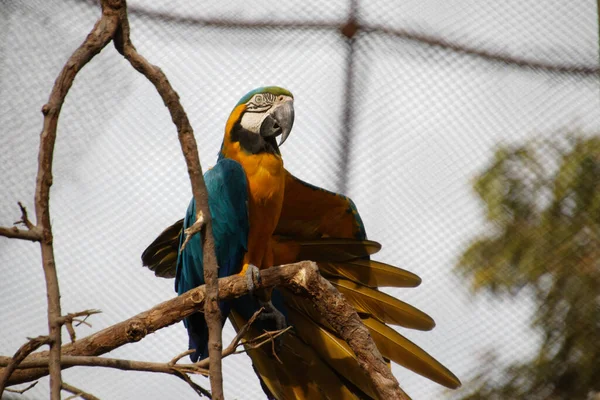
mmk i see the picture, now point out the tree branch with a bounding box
[15,202,35,230]
[0,202,41,241]
[3,261,406,398]
[0,225,41,241]
[30,2,121,397]
[107,0,224,397]
[0,336,50,397]
[5,381,38,395]
[62,382,100,400]
[2,310,288,399]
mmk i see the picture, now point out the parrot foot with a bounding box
[258,299,287,334]
[245,263,261,294]
[257,300,287,355]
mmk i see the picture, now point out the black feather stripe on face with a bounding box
[230,119,280,155]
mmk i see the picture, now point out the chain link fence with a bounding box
[1,0,599,398]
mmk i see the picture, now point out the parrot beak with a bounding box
[260,100,294,147]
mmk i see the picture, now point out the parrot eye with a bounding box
[255,95,264,104]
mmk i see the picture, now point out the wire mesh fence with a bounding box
[1,0,599,398]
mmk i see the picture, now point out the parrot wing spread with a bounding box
[256,169,461,394]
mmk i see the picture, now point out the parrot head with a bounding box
[222,86,294,157]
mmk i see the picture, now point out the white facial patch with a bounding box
[240,111,267,134]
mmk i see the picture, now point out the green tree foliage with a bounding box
[457,136,600,400]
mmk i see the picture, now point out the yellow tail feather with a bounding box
[282,288,458,389]
[285,238,382,262]
[329,278,435,330]
[285,305,380,399]
[318,259,422,288]
[363,317,461,389]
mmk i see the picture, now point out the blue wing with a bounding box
[175,158,249,361]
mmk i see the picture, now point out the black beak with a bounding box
[259,100,294,146]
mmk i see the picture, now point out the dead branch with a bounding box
[3,261,406,398]
[108,0,224,397]
[62,382,100,400]
[0,336,49,397]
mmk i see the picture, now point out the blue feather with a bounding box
[175,158,249,361]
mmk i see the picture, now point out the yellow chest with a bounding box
[222,141,285,267]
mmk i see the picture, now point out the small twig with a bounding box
[172,370,212,398]
[73,318,93,328]
[14,202,35,230]
[59,310,102,343]
[65,324,77,345]
[269,330,284,364]
[62,382,100,400]
[0,202,42,241]
[194,308,266,369]
[5,381,38,394]
[169,349,196,366]
[237,327,291,356]
[228,308,263,349]
[180,210,204,252]
[0,335,50,397]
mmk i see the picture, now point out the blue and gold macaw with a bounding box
[142,87,460,399]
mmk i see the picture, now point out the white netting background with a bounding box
[1,1,598,399]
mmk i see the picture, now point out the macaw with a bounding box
[142,86,460,399]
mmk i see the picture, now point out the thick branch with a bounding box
[4,261,404,398]
[30,2,120,397]
[108,0,224,397]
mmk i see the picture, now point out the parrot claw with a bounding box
[258,299,287,335]
[245,263,261,294]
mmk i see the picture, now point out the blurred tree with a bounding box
[456,135,600,400]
